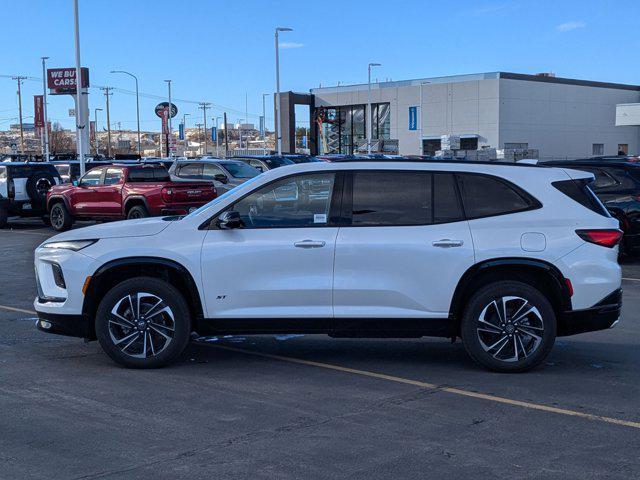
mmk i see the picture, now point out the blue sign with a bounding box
[211,127,217,142]
[178,123,185,141]
[408,106,417,131]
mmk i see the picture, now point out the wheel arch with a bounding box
[123,196,149,215]
[47,195,70,212]
[449,258,572,336]
[82,256,204,339]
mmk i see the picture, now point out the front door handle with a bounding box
[432,239,464,248]
[294,240,326,249]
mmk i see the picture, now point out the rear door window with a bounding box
[177,163,203,179]
[434,173,464,223]
[456,173,537,219]
[350,171,432,226]
[104,168,123,185]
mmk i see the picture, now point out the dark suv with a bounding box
[546,158,640,255]
[0,162,62,227]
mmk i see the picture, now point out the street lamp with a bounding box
[419,81,430,156]
[261,93,269,139]
[110,70,141,155]
[73,0,86,175]
[367,62,381,154]
[41,56,50,161]
[94,108,102,155]
[164,80,172,157]
[275,27,292,156]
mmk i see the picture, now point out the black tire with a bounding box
[460,281,557,373]
[26,172,56,207]
[95,277,191,368]
[127,205,148,220]
[49,202,73,232]
[0,206,7,229]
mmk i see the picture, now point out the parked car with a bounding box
[168,158,261,193]
[46,164,217,231]
[51,161,114,184]
[234,155,295,172]
[34,161,621,372]
[282,154,323,164]
[0,162,61,227]
[545,158,640,255]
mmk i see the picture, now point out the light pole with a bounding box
[261,93,269,138]
[182,113,190,154]
[164,79,172,157]
[111,70,141,155]
[367,62,381,154]
[275,27,292,156]
[41,57,50,161]
[94,107,102,155]
[419,81,430,156]
[12,76,26,155]
[73,0,86,175]
[199,102,211,155]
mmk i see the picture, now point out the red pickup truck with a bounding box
[46,164,216,231]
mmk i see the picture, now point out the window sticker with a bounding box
[314,214,327,224]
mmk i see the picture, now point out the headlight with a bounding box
[42,239,98,251]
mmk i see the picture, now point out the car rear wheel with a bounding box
[460,281,557,373]
[95,277,191,368]
[127,205,148,220]
[49,203,73,232]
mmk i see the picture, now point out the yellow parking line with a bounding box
[0,304,37,315]
[214,344,640,430]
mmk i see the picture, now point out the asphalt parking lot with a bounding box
[0,220,639,479]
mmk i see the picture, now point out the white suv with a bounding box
[34,161,622,372]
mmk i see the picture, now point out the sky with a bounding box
[2,0,640,133]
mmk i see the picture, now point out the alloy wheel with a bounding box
[108,292,175,359]
[476,296,544,362]
[51,206,64,230]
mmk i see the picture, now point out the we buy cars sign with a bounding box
[47,68,90,95]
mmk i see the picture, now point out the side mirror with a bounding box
[216,210,243,229]
[213,173,229,184]
[254,166,264,173]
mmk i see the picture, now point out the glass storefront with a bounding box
[316,103,390,155]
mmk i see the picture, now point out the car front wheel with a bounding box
[460,281,557,373]
[49,203,73,231]
[95,277,192,368]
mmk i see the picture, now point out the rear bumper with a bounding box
[558,289,622,336]
[36,311,93,339]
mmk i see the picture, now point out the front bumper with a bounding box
[558,289,622,336]
[36,311,92,339]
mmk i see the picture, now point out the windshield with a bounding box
[223,162,260,178]
[182,174,263,220]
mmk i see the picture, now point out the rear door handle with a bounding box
[432,239,464,248]
[294,240,326,249]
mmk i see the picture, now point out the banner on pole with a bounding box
[34,95,45,128]
[211,127,217,142]
[179,123,185,141]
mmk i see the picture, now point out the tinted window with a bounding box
[177,163,203,179]
[579,168,618,190]
[351,171,431,226]
[104,168,123,185]
[552,179,609,217]
[223,162,259,178]
[230,173,335,228]
[434,173,464,223]
[127,168,170,182]
[202,163,225,179]
[79,169,103,187]
[264,157,294,169]
[457,173,534,219]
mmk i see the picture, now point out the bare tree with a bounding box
[49,122,74,154]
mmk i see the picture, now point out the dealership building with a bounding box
[277,72,640,159]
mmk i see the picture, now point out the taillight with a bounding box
[8,179,15,199]
[161,187,173,203]
[576,229,623,248]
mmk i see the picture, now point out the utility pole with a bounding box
[94,108,102,155]
[41,57,50,161]
[101,87,112,157]
[195,123,203,155]
[198,102,211,155]
[12,76,27,155]
[223,112,229,157]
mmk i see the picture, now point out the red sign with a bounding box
[47,67,90,94]
[34,95,45,128]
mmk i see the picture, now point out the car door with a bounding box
[92,167,123,216]
[200,171,341,320]
[202,163,231,192]
[69,168,104,215]
[333,170,475,319]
